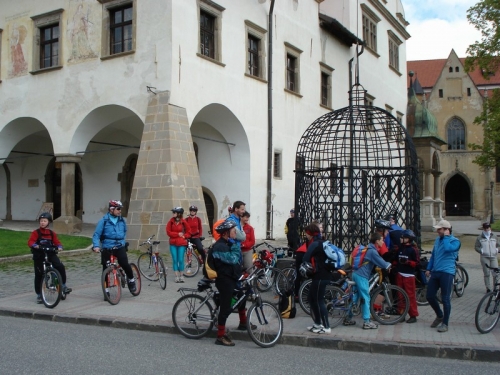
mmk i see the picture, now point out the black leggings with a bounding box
[34,255,67,294]
[190,237,206,264]
[101,247,133,279]
[308,279,330,328]
[215,277,246,327]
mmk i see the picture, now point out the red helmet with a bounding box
[259,250,274,266]
[109,200,123,208]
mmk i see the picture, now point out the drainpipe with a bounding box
[266,0,275,239]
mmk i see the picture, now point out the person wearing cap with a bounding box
[285,209,300,255]
[93,200,136,294]
[474,222,499,293]
[425,219,461,333]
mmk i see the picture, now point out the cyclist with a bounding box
[374,219,392,260]
[384,213,404,252]
[212,205,232,241]
[92,200,136,294]
[212,220,249,346]
[166,207,191,282]
[185,205,206,265]
[395,229,419,323]
[28,212,72,304]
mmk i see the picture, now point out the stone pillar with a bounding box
[53,155,82,234]
[433,171,443,220]
[126,91,208,250]
[420,170,435,231]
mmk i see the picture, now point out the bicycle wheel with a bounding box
[457,264,469,288]
[298,279,312,315]
[183,249,200,278]
[257,267,280,292]
[129,263,141,296]
[454,268,465,297]
[158,257,167,290]
[475,292,500,334]
[247,301,283,348]
[324,286,348,328]
[172,294,214,339]
[370,284,409,325]
[416,285,429,306]
[137,253,158,281]
[102,267,121,305]
[41,268,62,308]
[275,267,296,296]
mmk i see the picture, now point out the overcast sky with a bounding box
[402,0,482,61]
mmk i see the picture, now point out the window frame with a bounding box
[40,24,60,69]
[109,5,133,55]
[0,28,3,82]
[244,20,267,81]
[387,30,402,73]
[365,94,375,131]
[273,150,282,179]
[320,62,334,109]
[361,5,380,54]
[30,9,64,74]
[197,0,225,65]
[284,42,302,96]
[99,0,137,61]
[447,118,466,151]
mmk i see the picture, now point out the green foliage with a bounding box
[465,0,500,170]
[0,229,92,258]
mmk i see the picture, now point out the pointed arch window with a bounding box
[447,118,466,150]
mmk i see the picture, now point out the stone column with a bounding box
[433,171,443,220]
[126,91,208,250]
[53,155,83,234]
[420,170,435,231]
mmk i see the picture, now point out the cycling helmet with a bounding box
[299,262,314,278]
[189,205,198,212]
[227,205,233,214]
[259,250,274,266]
[172,207,184,214]
[384,213,397,221]
[215,220,236,234]
[39,212,53,222]
[109,200,123,208]
[401,229,416,240]
[374,219,392,230]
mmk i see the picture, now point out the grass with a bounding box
[491,221,500,232]
[0,228,92,258]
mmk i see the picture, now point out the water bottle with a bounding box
[341,280,348,291]
[152,254,157,265]
[231,296,237,307]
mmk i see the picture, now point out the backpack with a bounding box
[351,244,368,270]
[203,246,217,279]
[322,241,346,269]
[278,291,296,319]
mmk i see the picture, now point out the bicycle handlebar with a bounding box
[39,246,58,253]
[485,264,500,273]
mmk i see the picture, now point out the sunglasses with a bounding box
[113,207,122,211]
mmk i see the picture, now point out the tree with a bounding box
[465,0,500,170]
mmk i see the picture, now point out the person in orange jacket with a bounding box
[166,207,190,283]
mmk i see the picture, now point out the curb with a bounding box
[0,307,498,362]
[0,246,93,264]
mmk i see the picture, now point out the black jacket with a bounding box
[303,238,333,281]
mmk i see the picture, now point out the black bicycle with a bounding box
[172,264,283,348]
[39,246,64,308]
[137,235,167,289]
[475,265,500,334]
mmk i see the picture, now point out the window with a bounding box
[387,31,401,72]
[361,5,380,53]
[284,43,302,94]
[273,151,282,179]
[455,67,459,72]
[439,89,443,98]
[320,62,334,108]
[449,67,453,73]
[100,1,136,59]
[447,118,466,150]
[198,0,224,64]
[110,5,133,54]
[496,166,500,183]
[467,88,471,97]
[365,94,375,130]
[245,20,266,80]
[31,9,63,73]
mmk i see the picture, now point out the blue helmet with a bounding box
[401,229,416,240]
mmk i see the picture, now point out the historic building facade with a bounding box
[408,50,500,226]
[0,0,410,246]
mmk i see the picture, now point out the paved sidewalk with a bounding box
[1,218,499,361]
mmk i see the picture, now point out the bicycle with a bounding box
[325,268,410,325]
[101,247,142,305]
[137,234,167,289]
[38,246,64,308]
[475,265,500,334]
[172,262,283,348]
[252,242,289,293]
[435,261,468,302]
[183,237,206,278]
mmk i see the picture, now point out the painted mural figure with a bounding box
[9,23,28,77]
[68,4,96,62]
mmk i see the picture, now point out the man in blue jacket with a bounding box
[425,220,461,332]
[93,200,136,293]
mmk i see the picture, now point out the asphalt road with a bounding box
[2,316,500,375]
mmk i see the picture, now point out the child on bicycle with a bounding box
[344,232,391,329]
[28,212,71,304]
[395,229,419,323]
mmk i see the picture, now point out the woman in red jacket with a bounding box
[166,207,190,283]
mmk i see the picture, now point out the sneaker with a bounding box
[180,276,185,283]
[430,316,443,328]
[128,280,137,293]
[343,318,356,326]
[486,288,491,293]
[437,323,448,332]
[237,323,257,330]
[36,294,42,304]
[307,324,321,332]
[376,311,390,320]
[186,268,192,275]
[215,335,235,346]
[363,321,378,330]
[314,326,331,334]
[63,286,72,294]
[175,277,180,283]
[384,307,399,315]
[406,317,417,324]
